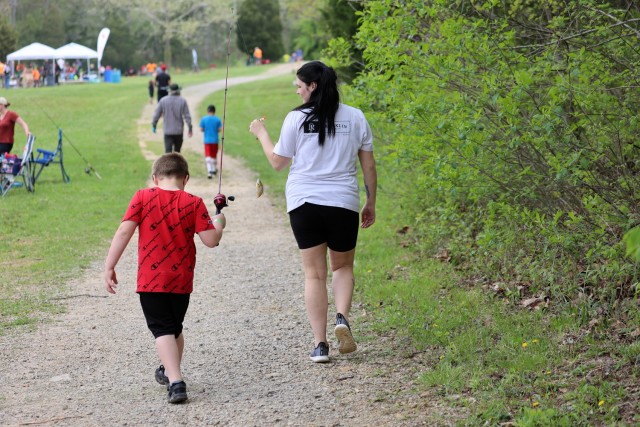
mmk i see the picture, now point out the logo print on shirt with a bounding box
[303,120,351,134]
[304,121,319,134]
[335,121,351,134]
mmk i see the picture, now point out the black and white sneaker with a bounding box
[155,365,169,386]
[207,173,213,179]
[335,313,357,354]
[168,380,188,404]
[309,342,330,363]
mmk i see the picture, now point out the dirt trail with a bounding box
[0,64,436,426]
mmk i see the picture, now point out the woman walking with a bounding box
[249,61,377,363]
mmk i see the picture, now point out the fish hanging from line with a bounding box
[256,178,264,198]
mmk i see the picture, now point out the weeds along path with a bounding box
[0,65,439,426]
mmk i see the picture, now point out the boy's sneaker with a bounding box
[168,380,188,404]
[207,173,213,179]
[155,365,169,386]
[309,342,330,363]
[335,313,357,354]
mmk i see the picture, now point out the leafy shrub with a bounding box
[331,0,640,306]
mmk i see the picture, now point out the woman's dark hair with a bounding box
[294,61,339,146]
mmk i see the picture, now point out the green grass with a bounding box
[1,65,637,425]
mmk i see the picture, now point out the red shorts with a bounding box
[204,144,218,158]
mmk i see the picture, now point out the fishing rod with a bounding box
[213,13,235,214]
[32,99,102,179]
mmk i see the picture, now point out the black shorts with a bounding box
[0,143,13,156]
[289,202,359,252]
[139,292,190,338]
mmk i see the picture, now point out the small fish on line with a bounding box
[256,178,264,198]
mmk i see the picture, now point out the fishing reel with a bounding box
[213,193,235,214]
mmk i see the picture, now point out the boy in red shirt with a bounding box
[104,153,226,404]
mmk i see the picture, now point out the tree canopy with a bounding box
[236,0,285,61]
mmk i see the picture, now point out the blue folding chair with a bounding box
[32,129,70,184]
[1,134,35,197]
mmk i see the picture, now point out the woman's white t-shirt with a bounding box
[274,103,373,213]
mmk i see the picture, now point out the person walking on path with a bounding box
[152,84,193,153]
[248,60,378,363]
[148,80,155,104]
[103,153,226,404]
[199,104,222,178]
[253,47,263,65]
[0,96,30,156]
[155,64,171,102]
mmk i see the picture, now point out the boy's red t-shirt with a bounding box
[123,187,214,294]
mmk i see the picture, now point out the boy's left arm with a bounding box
[104,220,137,294]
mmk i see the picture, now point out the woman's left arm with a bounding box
[358,150,377,228]
[16,116,30,136]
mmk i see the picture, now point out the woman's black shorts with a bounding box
[139,292,190,338]
[289,202,359,252]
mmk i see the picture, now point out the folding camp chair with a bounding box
[0,134,35,197]
[32,129,70,184]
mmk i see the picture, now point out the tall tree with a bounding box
[236,0,284,61]
[100,8,138,70]
[108,0,231,66]
[16,0,65,46]
[279,0,320,53]
[0,16,18,59]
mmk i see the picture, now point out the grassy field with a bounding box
[1,66,636,425]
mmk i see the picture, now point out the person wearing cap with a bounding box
[0,97,30,156]
[151,84,193,153]
[155,64,171,102]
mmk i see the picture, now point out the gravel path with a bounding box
[0,65,438,426]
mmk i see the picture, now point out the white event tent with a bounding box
[55,42,98,60]
[6,42,58,61]
[6,42,101,85]
[55,43,99,78]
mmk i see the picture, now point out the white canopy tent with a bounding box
[55,43,99,79]
[6,42,58,61]
[6,43,58,86]
[55,42,98,60]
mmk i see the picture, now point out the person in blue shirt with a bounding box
[199,105,222,178]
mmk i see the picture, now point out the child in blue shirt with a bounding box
[199,105,222,178]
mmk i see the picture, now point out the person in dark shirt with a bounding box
[155,64,171,102]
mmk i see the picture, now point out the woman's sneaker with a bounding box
[335,313,357,354]
[309,342,330,363]
[155,365,169,386]
[168,380,188,404]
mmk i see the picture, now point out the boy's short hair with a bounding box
[207,104,216,113]
[152,153,189,178]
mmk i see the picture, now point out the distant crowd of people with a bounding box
[0,59,101,88]
[247,47,304,66]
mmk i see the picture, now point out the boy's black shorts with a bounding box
[289,202,359,252]
[139,292,190,338]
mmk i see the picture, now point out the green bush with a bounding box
[331,0,640,306]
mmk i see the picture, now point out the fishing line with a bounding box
[212,10,236,214]
[31,98,102,179]
[217,16,232,194]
